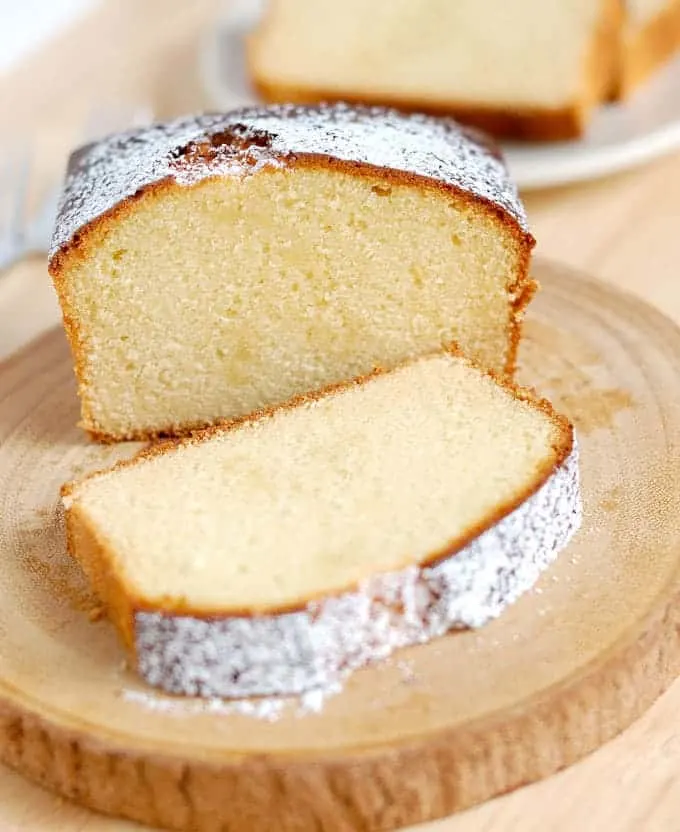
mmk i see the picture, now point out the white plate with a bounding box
[504,55,680,189]
[199,2,680,190]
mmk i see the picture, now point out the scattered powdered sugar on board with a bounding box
[120,680,342,721]
[49,102,529,260]
[395,659,417,685]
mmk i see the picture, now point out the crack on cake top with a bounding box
[173,124,275,159]
[49,103,529,261]
[170,124,276,177]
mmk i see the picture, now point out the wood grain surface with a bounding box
[2,1,680,829]
[0,261,679,831]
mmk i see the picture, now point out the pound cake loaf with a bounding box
[248,0,620,141]
[615,0,680,97]
[48,104,534,441]
[62,352,581,698]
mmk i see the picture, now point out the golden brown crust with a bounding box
[63,347,574,622]
[49,155,535,443]
[588,0,625,105]
[505,243,538,379]
[614,0,680,98]
[248,0,621,142]
[63,503,137,653]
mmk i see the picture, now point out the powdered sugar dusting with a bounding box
[135,440,581,698]
[49,103,528,260]
[121,680,342,721]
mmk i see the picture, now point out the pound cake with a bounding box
[248,0,620,141]
[62,352,581,698]
[48,104,534,441]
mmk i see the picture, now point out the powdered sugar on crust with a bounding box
[49,103,528,261]
[136,440,581,698]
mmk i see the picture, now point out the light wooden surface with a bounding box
[2,2,680,830]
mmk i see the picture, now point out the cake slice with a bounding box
[48,104,534,441]
[614,0,680,97]
[62,352,581,698]
[248,0,621,141]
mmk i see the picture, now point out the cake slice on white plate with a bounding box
[62,351,581,699]
[248,0,620,140]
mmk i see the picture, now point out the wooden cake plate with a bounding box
[1,259,680,832]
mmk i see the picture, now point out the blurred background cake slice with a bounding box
[248,0,621,141]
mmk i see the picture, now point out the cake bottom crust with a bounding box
[252,81,587,142]
[134,442,581,699]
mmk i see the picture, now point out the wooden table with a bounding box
[1,2,680,829]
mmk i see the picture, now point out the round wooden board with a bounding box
[1,259,680,832]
